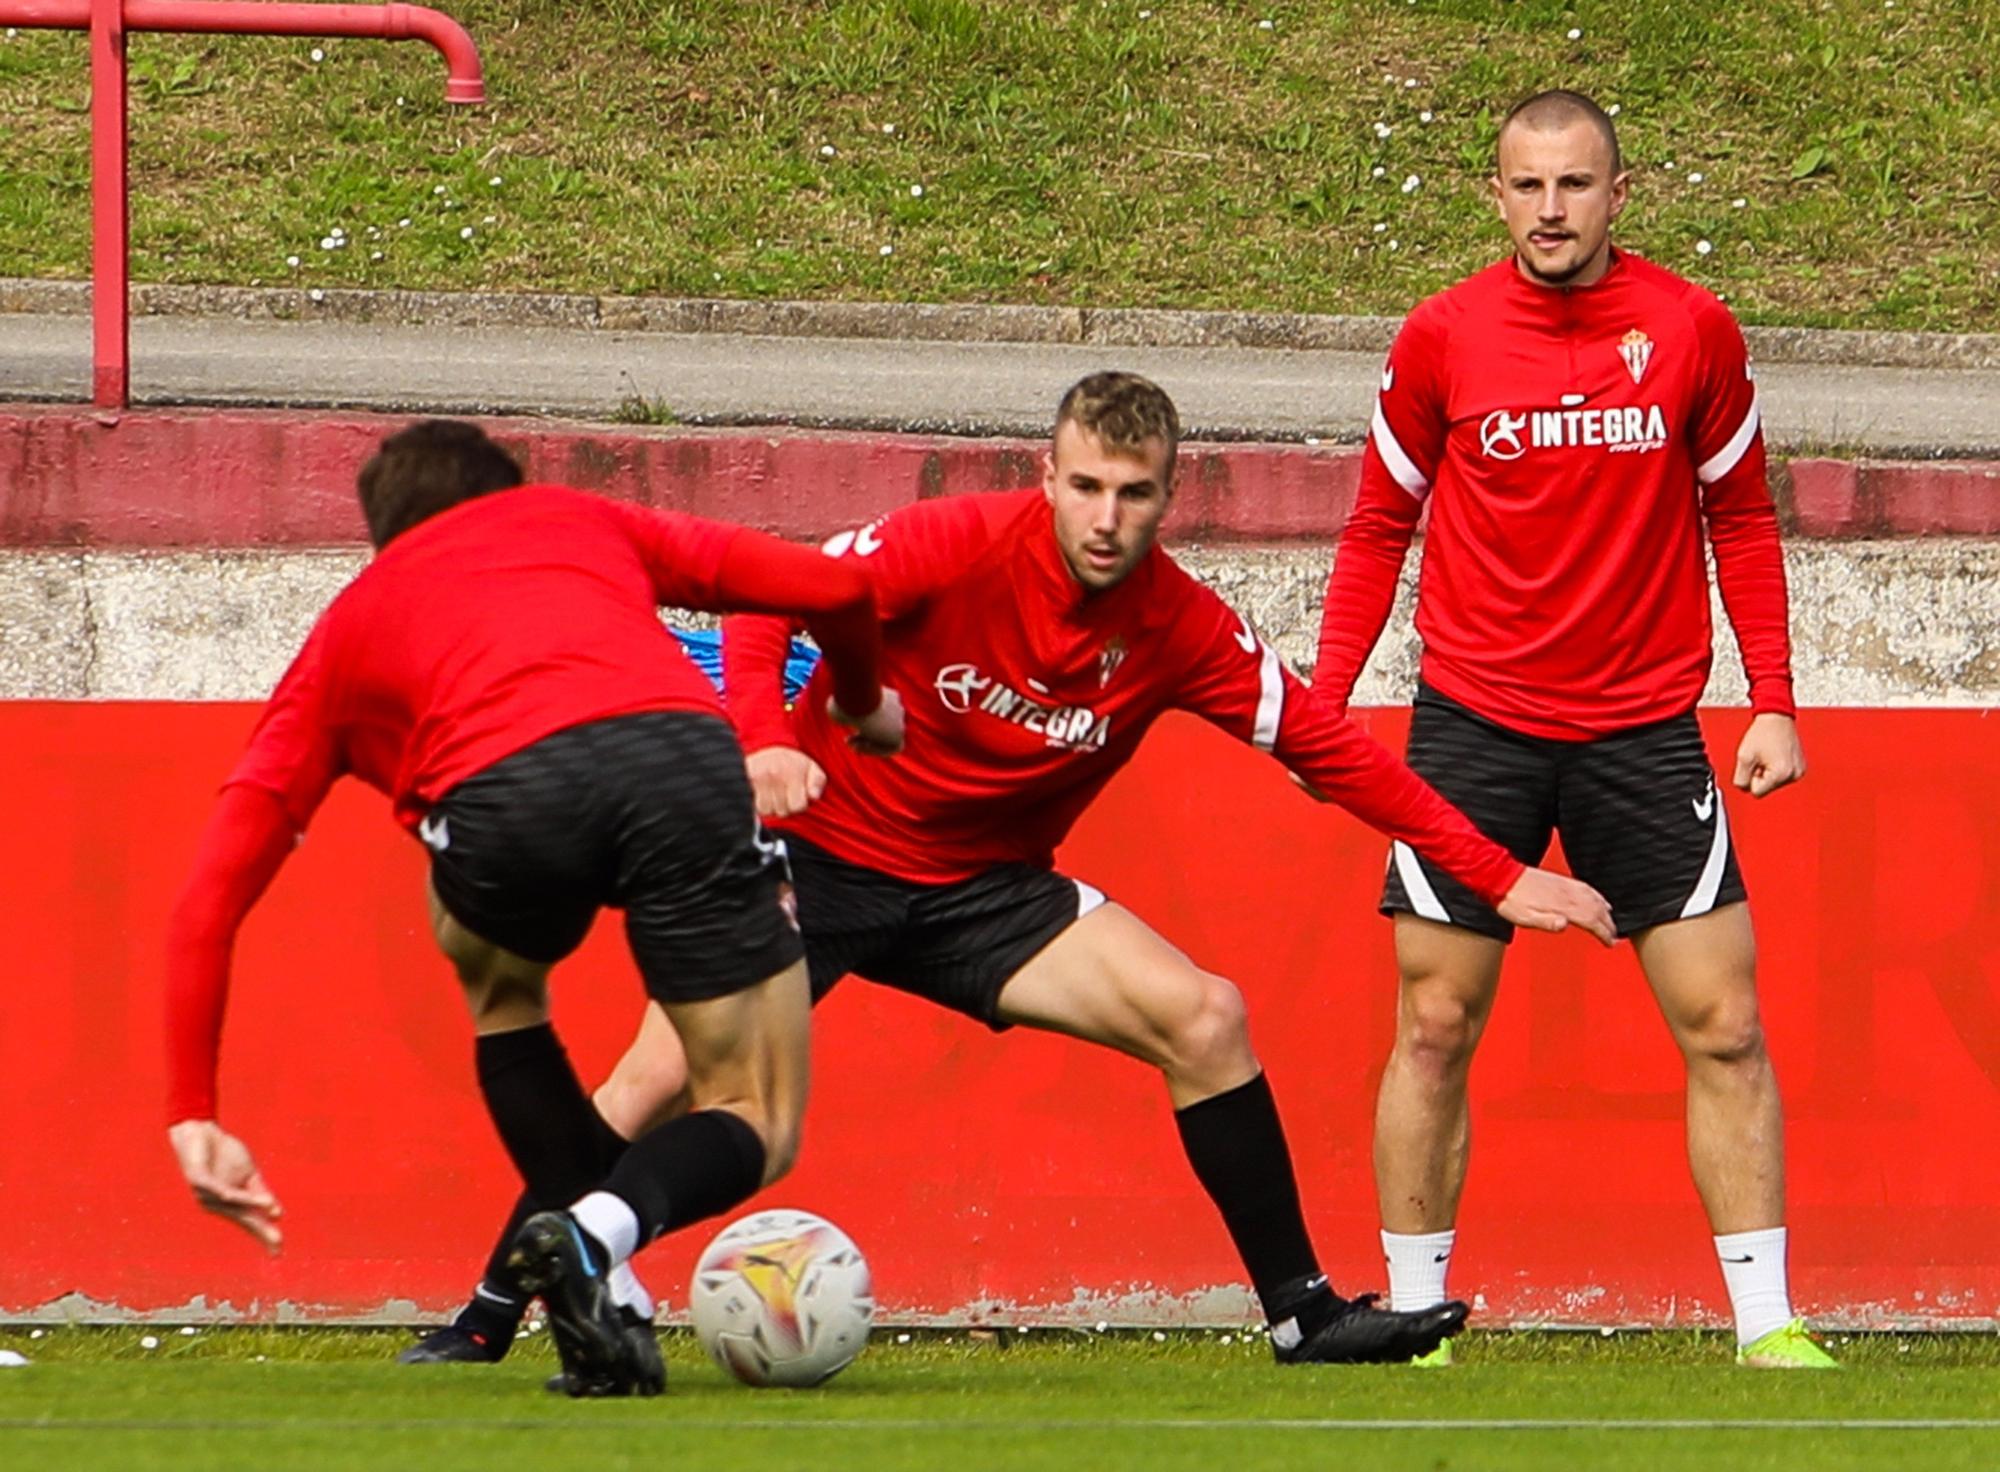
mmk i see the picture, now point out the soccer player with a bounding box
[412,372,1614,1370]
[1311,91,1834,1368]
[163,419,903,1396]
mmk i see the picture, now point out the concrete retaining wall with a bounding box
[1,404,1992,708]
[2,542,1991,708]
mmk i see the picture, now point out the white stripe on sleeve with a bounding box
[1370,402,1431,499]
[1252,642,1284,751]
[1696,391,1761,484]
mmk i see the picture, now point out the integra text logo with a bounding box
[1480,404,1670,460]
[933,662,1111,751]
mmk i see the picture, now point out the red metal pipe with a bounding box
[89,0,129,408]
[0,0,483,405]
[0,2,484,100]
[0,0,86,20]
[123,3,483,101]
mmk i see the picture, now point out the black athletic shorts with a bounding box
[784,833,1105,1027]
[1383,684,1746,943]
[424,711,803,1004]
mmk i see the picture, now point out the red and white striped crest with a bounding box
[1618,329,1655,384]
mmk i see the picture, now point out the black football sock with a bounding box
[1174,1072,1335,1334]
[578,1108,768,1253]
[467,1102,633,1323]
[474,1023,619,1209]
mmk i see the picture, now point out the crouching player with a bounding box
[163,420,903,1396]
[413,374,1614,1368]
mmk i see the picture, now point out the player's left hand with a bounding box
[831,687,906,757]
[1732,712,1805,798]
[168,1118,284,1254]
[1497,867,1617,946]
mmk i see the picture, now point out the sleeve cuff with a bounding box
[1749,681,1797,719]
[1472,855,1526,909]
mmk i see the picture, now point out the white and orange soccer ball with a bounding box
[688,1209,874,1387]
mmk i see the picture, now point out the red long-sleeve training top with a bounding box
[165,485,882,1123]
[725,488,1525,899]
[1313,250,1794,739]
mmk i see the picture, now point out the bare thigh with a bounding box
[428,875,552,1033]
[995,902,1255,1106]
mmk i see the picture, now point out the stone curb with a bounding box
[4,278,1997,370]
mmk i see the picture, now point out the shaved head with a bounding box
[1490,89,1629,288]
[1499,89,1621,176]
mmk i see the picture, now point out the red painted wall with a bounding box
[4,703,1996,1326]
[6,404,1998,546]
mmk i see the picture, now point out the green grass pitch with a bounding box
[4,1327,1998,1472]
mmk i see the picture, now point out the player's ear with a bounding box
[1607,169,1631,222]
[1488,173,1506,220]
[1041,448,1058,505]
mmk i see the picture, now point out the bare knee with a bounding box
[594,1069,687,1141]
[1160,971,1253,1081]
[594,1018,691,1138]
[1394,986,1483,1083]
[1677,993,1766,1069]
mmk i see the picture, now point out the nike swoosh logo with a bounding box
[418,814,450,851]
[1380,365,1395,393]
[1233,617,1258,655]
[1692,791,1716,822]
[854,523,884,556]
[1432,1252,1451,1263]
[1722,1254,1755,1264]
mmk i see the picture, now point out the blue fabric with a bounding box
[671,628,820,702]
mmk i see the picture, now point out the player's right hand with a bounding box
[1496,867,1616,946]
[746,745,829,818]
[830,687,906,757]
[167,1118,284,1253]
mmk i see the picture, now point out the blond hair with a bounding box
[1055,371,1181,467]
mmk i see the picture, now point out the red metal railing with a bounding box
[0,0,483,407]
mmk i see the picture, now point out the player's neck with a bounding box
[1511,240,1617,292]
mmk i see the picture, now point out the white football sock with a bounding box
[1382,1229,1455,1312]
[569,1190,640,1269]
[607,1261,655,1321]
[1715,1226,1793,1346]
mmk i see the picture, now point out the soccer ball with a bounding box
[688,1208,874,1387]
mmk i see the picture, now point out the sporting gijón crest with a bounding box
[1098,635,1129,688]
[1618,328,1654,384]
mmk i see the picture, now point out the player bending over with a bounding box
[163,420,903,1396]
[1313,91,1834,1369]
[409,373,1613,1370]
